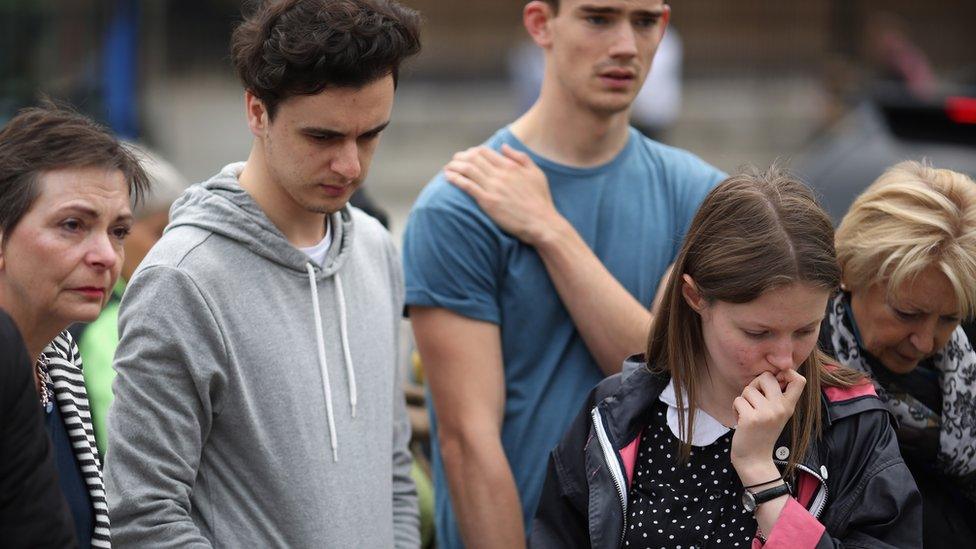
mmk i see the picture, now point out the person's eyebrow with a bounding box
[56,203,133,224]
[300,120,391,139]
[750,318,822,331]
[57,204,98,217]
[576,5,666,17]
[577,5,622,15]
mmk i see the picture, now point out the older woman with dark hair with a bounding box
[820,161,976,547]
[0,104,149,548]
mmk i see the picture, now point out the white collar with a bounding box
[658,379,731,447]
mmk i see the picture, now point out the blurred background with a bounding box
[2,0,975,233]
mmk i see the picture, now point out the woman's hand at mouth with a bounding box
[729,369,805,483]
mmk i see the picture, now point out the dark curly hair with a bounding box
[231,0,422,118]
[0,102,150,237]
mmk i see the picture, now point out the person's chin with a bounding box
[59,304,103,326]
[882,351,922,374]
[588,94,635,117]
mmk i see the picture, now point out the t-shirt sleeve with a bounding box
[669,152,726,257]
[402,196,504,325]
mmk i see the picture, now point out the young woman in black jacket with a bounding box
[532,167,922,548]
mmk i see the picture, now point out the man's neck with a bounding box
[509,84,632,168]
[238,144,328,247]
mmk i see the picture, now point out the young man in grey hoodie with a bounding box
[104,1,422,546]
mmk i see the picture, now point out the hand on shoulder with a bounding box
[443,144,566,245]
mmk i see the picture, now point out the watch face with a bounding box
[741,490,757,512]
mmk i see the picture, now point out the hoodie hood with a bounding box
[168,162,353,279]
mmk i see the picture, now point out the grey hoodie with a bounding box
[104,163,419,548]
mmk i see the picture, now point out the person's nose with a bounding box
[85,232,119,272]
[609,23,639,60]
[766,338,795,371]
[909,320,937,355]
[331,141,361,181]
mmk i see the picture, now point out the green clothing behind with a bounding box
[77,279,125,456]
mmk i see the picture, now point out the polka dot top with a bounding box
[623,400,757,548]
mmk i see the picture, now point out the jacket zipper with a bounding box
[591,407,628,546]
[774,459,829,519]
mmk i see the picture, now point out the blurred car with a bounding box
[796,87,976,224]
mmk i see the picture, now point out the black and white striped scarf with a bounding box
[41,331,111,547]
[826,294,976,501]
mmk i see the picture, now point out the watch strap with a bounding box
[749,482,791,506]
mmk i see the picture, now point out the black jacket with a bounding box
[0,309,76,547]
[531,358,922,548]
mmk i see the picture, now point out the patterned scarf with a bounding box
[826,293,976,500]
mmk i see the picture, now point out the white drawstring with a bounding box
[307,262,339,462]
[334,272,357,418]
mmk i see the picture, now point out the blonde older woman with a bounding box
[819,161,976,548]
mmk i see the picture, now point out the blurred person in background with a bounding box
[103,0,422,546]
[864,12,937,101]
[403,0,724,546]
[820,161,976,548]
[71,147,189,456]
[1,309,76,547]
[0,103,151,549]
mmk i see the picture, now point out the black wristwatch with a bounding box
[741,482,791,512]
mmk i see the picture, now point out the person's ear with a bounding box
[524,1,556,48]
[0,232,6,272]
[244,90,270,139]
[681,274,705,313]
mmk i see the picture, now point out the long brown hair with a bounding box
[647,165,863,476]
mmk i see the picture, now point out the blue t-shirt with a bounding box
[402,127,723,547]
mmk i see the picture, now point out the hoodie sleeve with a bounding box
[105,265,226,548]
[387,237,422,548]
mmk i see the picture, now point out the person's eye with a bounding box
[794,328,816,338]
[61,218,83,232]
[893,308,919,321]
[586,15,608,25]
[634,16,658,28]
[744,330,768,339]
[112,225,132,241]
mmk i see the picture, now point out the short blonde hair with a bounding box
[836,161,976,318]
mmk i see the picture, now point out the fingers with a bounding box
[782,369,807,404]
[445,158,489,185]
[444,169,489,202]
[741,385,765,408]
[501,143,533,167]
[755,372,784,399]
[469,148,502,173]
[450,146,521,184]
[732,396,752,421]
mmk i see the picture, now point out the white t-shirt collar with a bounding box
[299,221,333,267]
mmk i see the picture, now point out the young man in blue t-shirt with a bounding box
[402,1,725,547]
